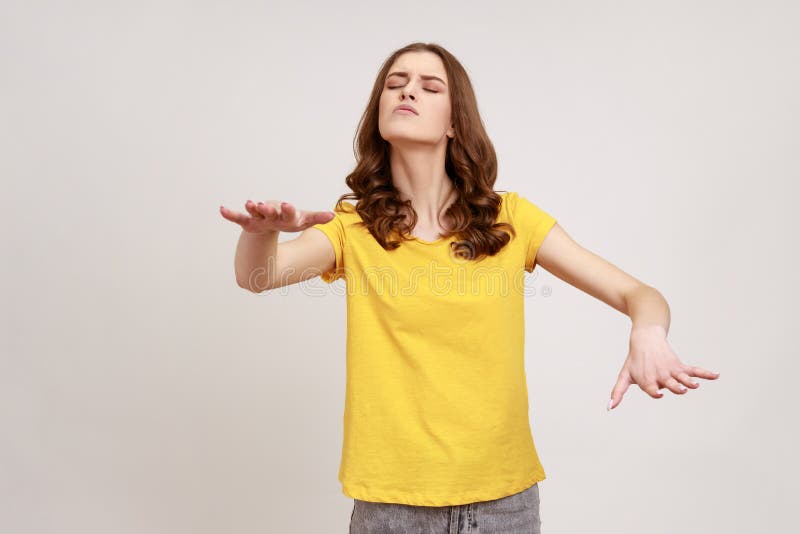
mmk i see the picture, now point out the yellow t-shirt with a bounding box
[310,191,557,506]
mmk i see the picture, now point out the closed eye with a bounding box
[388,86,439,93]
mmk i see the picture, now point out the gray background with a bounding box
[2,1,797,532]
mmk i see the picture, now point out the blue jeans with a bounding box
[349,482,542,533]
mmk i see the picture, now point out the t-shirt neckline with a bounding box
[409,234,450,245]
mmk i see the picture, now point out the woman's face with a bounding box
[378,51,454,147]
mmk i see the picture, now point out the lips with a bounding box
[394,104,418,115]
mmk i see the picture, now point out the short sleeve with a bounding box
[310,203,350,283]
[510,192,557,272]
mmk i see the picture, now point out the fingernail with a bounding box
[692,381,699,386]
[607,399,613,411]
[712,370,720,375]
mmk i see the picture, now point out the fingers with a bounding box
[640,367,719,400]
[661,376,688,395]
[608,373,631,411]
[223,200,337,230]
[252,201,293,223]
[684,366,721,380]
[219,205,250,225]
[674,371,700,390]
[244,199,264,218]
[255,201,279,219]
[644,383,663,399]
[608,370,696,409]
[300,210,337,228]
[643,378,681,398]
[314,210,337,223]
[279,201,296,222]
[220,200,281,227]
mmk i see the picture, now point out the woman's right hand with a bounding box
[219,200,335,235]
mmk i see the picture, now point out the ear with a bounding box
[446,124,455,138]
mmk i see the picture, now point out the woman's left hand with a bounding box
[608,325,720,410]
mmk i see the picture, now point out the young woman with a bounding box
[220,42,720,534]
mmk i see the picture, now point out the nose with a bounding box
[401,81,417,101]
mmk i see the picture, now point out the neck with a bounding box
[388,144,455,229]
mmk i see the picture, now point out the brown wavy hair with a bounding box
[332,41,516,262]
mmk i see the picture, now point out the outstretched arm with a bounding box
[534,223,720,411]
[220,200,336,292]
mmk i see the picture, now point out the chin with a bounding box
[386,136,435,148]
[381,128,434,143]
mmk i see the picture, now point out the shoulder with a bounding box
[315,200,362,237]
[499,191,556,227]
[333,200,359,216]
[498,191,521,205]
[498,191,520,219]
[319,200,360,225]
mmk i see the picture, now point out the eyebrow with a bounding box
[386,71,447,86]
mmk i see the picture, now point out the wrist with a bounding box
[244,228,279,239]
[630,323,668,338]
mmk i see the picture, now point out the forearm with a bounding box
[624,284,671,336]
[234,229,279,292]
